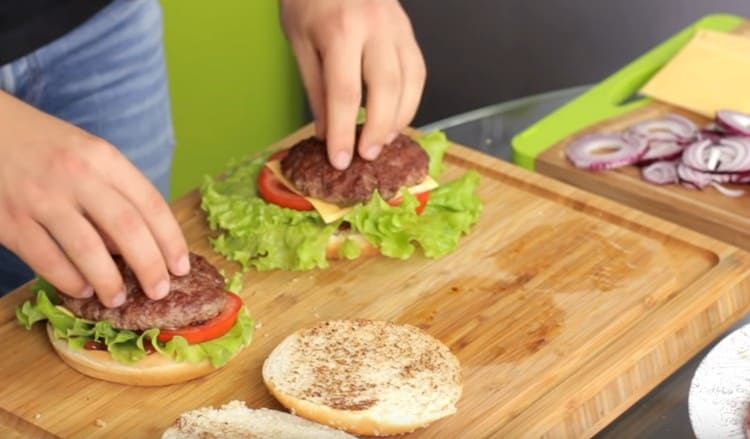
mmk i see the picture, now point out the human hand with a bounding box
[0,91,190,307]
[279,0,426,169]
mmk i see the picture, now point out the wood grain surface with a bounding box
[537,21,750,252]
[1,126,750,438]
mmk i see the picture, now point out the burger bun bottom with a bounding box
[47,324,231,386]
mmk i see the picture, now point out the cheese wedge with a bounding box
[265,160,439,224]
[641,29,750,117]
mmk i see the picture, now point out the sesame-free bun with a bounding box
[262,320,463,436]
[162,400,355,439]
[47,324,231,386]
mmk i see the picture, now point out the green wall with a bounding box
[160,1,306,199]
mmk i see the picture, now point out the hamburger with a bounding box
[15,252,254,386]
[201,128,482,271]
[262,319,463,436]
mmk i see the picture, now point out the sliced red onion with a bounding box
[677,163,712,188]
[681,138,750,173]
[641,160,678,185]
[639,140,684,163]
[565,133,648,170]
[710,182,745,197]
[625,113,698,142]
[727,171,750,184]
[704,122,731,134]
[716,109,750,136]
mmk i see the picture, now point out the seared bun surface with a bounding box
[280,133,429,206]
[59,252,226,330]
[162,400,356,439]
[262,319,462,436]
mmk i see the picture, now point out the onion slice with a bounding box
[716,109,750,136]
[641,160,678,185]
[639,141,684,163]
[565,133,648,170]
[710,182,745,197]
[625,113,698,142]
[677,163,713,188]
[681,138,750,173]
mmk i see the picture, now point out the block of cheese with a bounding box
[265,160,439,224]
[641,29,750,117]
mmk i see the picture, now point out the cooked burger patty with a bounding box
[60,252,226,330]
[280,132,429,206]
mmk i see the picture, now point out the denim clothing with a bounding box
[0,0,174,294]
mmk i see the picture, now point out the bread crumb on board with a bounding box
[33,413,42,420]
[95,419,107,428]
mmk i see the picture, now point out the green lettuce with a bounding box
[200,131,482,271]
[16,280,254,367]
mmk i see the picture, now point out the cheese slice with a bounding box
[265,160,439,224]
[641,29,750,117]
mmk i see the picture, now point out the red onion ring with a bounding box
[716,109,750,136]
[681,138,750,173]
[565,133,648,170]
[625,113,698,143]
[710,182,745,197]
[641,160,678,185]
[639,140,684,163]
[677,163,712,188]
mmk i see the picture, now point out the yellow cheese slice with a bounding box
[265,160,439,224]
[641,29,750,117]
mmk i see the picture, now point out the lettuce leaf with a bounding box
[416,130,450,179]
[345,171,482,259]
[16,281,254,367]
[200,131,482,271]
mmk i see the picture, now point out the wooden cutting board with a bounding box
[2,126,750,439]
[536,22,750,252]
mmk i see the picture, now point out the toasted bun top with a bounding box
[262,320,462,435]
[161,400,355,439]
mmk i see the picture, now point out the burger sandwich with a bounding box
[16,252,254,386]
[201,128,482,271]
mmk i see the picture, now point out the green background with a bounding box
[160,1,306,199]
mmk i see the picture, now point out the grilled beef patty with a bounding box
[280,132,429,206]
[59,252,226,330]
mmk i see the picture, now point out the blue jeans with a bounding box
[0,0,175,295]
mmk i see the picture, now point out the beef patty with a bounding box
[280,132,429,206]
[59,252,227,330]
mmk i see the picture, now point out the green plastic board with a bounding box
[510,13,746,170]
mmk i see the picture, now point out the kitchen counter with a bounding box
[420,87,750,439]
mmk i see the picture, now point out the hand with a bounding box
[280,0,426,169]
[0,91,190,307]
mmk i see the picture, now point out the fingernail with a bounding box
[363,145,382,161]
[153,279,170,300]
[175,254,190,276]
[386,131,399,144]
[80,285,94,298]
[111,289,127,308]
[333,150,351,170]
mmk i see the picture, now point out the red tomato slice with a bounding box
[157,292,243,344]
[258,149,314,211]
[388,190,431,215]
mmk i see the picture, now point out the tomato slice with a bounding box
[258,149,314,211]
[388,190,431,215]
[157,292,243,344]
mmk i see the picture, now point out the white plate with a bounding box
[689,323,750,439]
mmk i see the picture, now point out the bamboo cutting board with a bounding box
[536,22,750,252]
[2,127,750,439]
